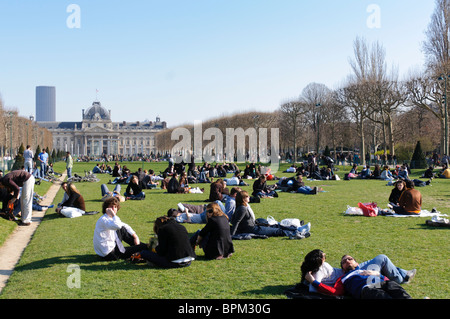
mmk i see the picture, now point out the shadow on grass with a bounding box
[13,254,139,272]
[242,285,291,297]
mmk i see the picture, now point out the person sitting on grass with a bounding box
[438,164,450,178]
[140,216,196,268]
[190,202,234,260]
[390,179,422,215]
[380,165,394,181]
[252,175,278,198]
[388,180,406,206]
[209,178,228,201]
[167,172,189,194]
[124,175,145,200]
[422,166,435,179]
[55,182,86,217]
[93,197,147,261]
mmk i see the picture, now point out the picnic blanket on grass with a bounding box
[383,209,448,218]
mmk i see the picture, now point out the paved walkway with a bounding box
[0,174,65,294]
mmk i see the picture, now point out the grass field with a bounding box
[0,160,449,299]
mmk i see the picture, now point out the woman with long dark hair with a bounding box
[300,249,343,293]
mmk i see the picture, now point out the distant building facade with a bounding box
[36,86,56,122]
[37,101,167,157]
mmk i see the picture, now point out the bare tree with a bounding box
[279,99,307,163]
[301,82,332,154]
[423,0,450,73]
[405,70,448,153]
[422,0,450,154]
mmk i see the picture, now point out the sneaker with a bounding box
[403,269,417,284]
[311,187,318,195]
[297,222,311,234]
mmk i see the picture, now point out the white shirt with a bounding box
[93,214,135,257]
[24,149,33,161]
[309,262,344,292]
[175,212,203,223]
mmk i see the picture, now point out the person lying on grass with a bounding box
[167,200,225,224]
[304,253,415,299]
[230,190,311,239]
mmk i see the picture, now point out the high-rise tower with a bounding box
[36,86,56,121]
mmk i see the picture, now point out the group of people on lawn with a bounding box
[1,158,432,299]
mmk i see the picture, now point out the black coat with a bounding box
[156,220,196,261]
[230,205,255,235]
[167,176,183,193]
[199,215,234,259]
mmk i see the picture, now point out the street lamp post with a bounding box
[9,112,13,160]
[439,74,449,156]
[316,103,321,154]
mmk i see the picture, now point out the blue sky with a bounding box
[0,1,435,127]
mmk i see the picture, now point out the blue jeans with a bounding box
[101,184,121,196]
[40,163,47,177]
[358,254,408,284]
[124,191,145,199]
[297,186,314,194]
[67,167,72,178]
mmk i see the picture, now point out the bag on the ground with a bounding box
[280,218,301,228]
[358,202,378,217]
[345,205,363,215]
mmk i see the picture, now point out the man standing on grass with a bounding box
[93,197,147,260]
[38,149,48,177]
[66,151,73,179]
[23,145,34,174]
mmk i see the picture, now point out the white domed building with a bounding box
[38,101,167,157]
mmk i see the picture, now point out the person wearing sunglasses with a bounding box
[190,202,234,260]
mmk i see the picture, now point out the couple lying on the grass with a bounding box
[289,249,416,299]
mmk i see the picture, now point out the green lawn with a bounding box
[0,161,449,299]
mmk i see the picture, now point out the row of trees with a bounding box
[156,0,449,166]
[281,0,450,165]
[0,98,53,159]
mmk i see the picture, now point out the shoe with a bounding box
[297,222,311,234]
[403,269,417,284]
[311,187,318,195]
[48,204,54,208]
[431,207,437,214]
[273,191,279,198]
[19,221,31,226]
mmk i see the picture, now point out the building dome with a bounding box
[83,101,110,121]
